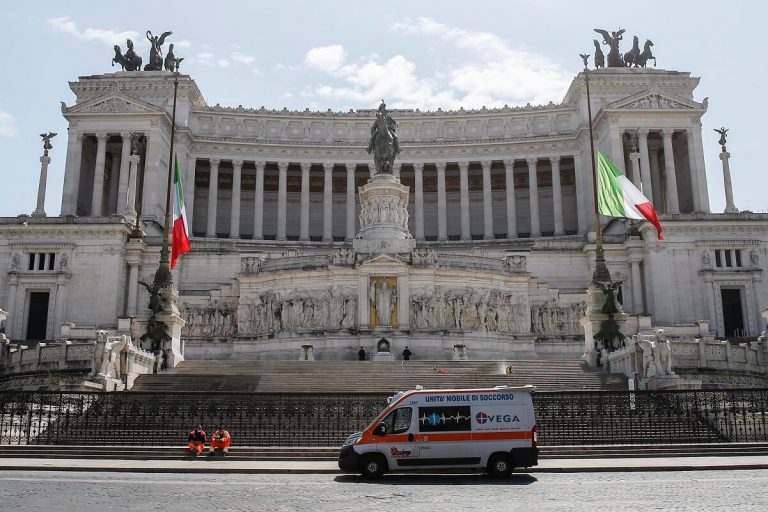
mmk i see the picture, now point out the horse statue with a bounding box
[164,43,184,72]
[368,112,398,174]
[112,45,126,70]
[624,35,641,67]
[637,39,656,67]
[594,28,625,67]
[114,39,142,71]
[593,39,605,69]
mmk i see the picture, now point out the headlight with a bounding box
[343,432,362,446]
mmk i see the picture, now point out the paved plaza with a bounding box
[1,470,766,511]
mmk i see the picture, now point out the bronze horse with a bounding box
[593,40,605,69]
[637,40,656,67]
[112,40,142,71]
[624,36,641,67]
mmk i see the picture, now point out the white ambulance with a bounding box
[338,385,538,478]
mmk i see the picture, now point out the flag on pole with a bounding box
[597,151,664,240]
[171,155,191,268]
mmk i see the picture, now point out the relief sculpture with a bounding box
[181,302,238,337]
[410,288,528,333]
[530,301,586,335]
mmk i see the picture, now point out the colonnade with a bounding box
[192,155,583,241]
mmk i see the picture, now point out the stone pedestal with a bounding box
[299,344,315,361]
[353,174,415,254]
[452,344,469,361]
[581,285,628,367]
[642,375,702,390]
[131,308,185,369]
[371,352,397,361]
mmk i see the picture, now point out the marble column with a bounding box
[686,129,702,212]
[5,276,18,338]
[32,153,51,217]
[116,132,132,213]
[61,130,83,215]
[720,151,738,213]
[573,155,586,234]
[253,160,265,240]
[206,158,220,237]
[436,161,448,241]
[630,259,644,314]
[503,159,517,238]
[345,163,356,240]
[230,159,242,239]
[527,158,541,237]
[637,129,654,203]
[127,262,140,316]
[125,154,140,218]
[661,129,680,214]
[184,156,196,234]
[107,150,121,214]
[91,133,108,216]
[299,162,311,241]
[550,156,564,236]
[458,161,470,241]
[649,146,663,211]
[323,162,333,242]
[277,160,288,241]
[691,122,710,212]
[481,160,494,240]
[413,162,425,241]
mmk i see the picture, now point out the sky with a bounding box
[0,1,765,217]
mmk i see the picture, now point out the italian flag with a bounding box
[597,151,663,240]
[171,155,191,268]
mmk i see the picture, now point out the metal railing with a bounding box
[1,389,766,446]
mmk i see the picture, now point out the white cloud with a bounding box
[217,59,231,68]
[46,16,138,46]
[231,52,255,64]
[300,17,571,109]
[305,45,347,71]
[0,111,18,138]
[174,40,193,49]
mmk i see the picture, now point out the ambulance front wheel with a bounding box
[360,454,387,479]
[487,453,513,478]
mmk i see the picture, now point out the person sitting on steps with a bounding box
[187,425,207,457]
[209,426,231,456]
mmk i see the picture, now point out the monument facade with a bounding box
[1,61,766,361]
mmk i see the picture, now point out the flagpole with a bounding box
[152,62,182,293]
[580,54,611,284]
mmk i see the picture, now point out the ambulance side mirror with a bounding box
[375,423,386,436]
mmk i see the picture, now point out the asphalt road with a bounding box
[1,470,766,511]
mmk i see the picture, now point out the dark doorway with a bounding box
[25,292,49,340]
[721,288,745,337]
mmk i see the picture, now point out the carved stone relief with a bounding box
[530,301,586,335]
[410,288,529,333]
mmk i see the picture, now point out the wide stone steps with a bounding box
[3,444,768,461]
[132,360,627,393]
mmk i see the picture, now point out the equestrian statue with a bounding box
[366,100,401,175]
[624,35,641,67]
[594,28,625,67]
[637,39,656,67]
[112,39,142,71]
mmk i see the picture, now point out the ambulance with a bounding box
[338,385,538,478]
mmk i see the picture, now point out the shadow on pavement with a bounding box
[334,473,537,485]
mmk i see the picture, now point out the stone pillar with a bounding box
[91,133,108,216]
[527,158,541,237]
[107,150,121,215]
[116,132,132,213]
[253,160,265,240]
[184,156,196,234]
[436,161,448,241]
[323,162,334,242]
[630,259,644,314]
[610,121,624,170]
[691,122,710,212]
[685,130,702,212]
[550,156,564,236]
[125,238,144,317]
[629,151,642,189]
[6,275,18,338]
[459,161,470,241]
[277,160,288,240]
[230,159,242,239]
[572,155,586,234]
[503,159,517,238]
[413,162,425,241]
[649,146,663,211]
[206,158,220,237]
[299,162,311,241]
[720,151,738,213]
[32,153,51,217]
[346,163,356,240]
[125,154,140,219]
[481,160,494,240]
[54,276,68,338]
[61,131,83,215]
[638,129,654,203]
[661,129,680,214]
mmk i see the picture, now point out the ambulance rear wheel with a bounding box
[360,454,386,479]
[487,453,513,478]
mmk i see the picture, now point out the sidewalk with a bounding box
[1,455,767,474]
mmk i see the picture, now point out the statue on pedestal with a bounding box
[715,127,728,152]
[144,30,172,71]
[40,132,56,155]
[367,100,401,175]
[594,28,626,67]
[370,279,396,328]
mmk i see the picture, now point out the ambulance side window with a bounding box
[381,407,412,435]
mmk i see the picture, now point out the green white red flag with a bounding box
[597,151,664,240]
[171,155,191,268]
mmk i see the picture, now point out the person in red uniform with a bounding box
[187,425,207,457]
[209,426,232,455]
